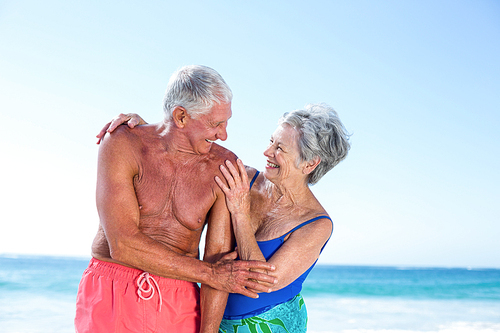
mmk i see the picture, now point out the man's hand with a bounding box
[210,252,277,298]
[96,113,147,144]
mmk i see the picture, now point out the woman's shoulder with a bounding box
[245,166,266,189]
[244,165,259,179]
[296,206,331,225]
[283,211,332,242]
[287,201,331,230]
[302,212,332,229]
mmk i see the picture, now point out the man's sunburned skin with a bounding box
[91,123,237,266]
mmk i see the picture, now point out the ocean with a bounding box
[0,255,499,333]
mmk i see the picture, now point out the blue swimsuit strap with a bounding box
[249,170,260,188]
[282,215,332,238]
[250,171,333,251]
[280,215,333,252]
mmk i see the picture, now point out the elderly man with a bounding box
[75,65,276,333]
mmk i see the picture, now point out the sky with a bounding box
[0,0,499,268]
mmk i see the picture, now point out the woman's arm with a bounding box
[216,159,333,291]
[215,159,265,263]
[266,218,332,289]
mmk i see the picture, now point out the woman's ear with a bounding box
[303,156,321,175]
[172,106,188,128]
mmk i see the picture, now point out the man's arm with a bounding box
[96,130,277,294]
[199,187,233,333]
[96,129,214,281]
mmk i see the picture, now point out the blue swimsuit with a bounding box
[221,171,333,327]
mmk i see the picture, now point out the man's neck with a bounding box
[157,120,208,157]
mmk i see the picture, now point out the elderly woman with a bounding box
[100,103,350,333]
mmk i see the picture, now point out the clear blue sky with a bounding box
[1,0,499,268]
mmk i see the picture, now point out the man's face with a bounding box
[185,101,232,155]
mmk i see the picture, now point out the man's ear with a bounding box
[303,156,321,175]
[172,106,188,128]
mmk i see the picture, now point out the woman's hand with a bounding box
[215,159,251,217]
[96,113,148,144]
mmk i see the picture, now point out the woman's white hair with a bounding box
[163,65,233,119]
[279,103,351,185]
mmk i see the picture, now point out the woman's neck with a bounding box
[265,177,312,209]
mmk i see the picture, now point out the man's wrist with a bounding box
[198,260,216,287]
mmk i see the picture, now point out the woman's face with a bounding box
[263,123,305,184]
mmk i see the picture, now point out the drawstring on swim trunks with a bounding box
[136,272,163,312]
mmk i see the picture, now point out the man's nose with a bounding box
[217,123,228,141]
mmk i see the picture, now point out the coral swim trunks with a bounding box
[75,258,201,333]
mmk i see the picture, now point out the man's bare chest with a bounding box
[133,159,218,230]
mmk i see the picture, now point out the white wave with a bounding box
[305,297,500,333]
[309,321,500,333]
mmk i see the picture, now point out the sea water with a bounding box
[303,265,500,333]
[0,255,499,333]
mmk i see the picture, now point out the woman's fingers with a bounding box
[220,164,236,189]
[96,113,145,144]
[108,113,131,132]
[218,159,249,192]
[237,159,249,184]
[224,160,240,182]
[96,121,112,144]
[225,160,246,187]
[215,176,229,193]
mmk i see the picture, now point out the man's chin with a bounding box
[197,141,214,154]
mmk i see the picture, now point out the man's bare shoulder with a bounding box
[209,143,238,163]
[202,144,238,192]
[105,123,159,139]
[100,123,160,148]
